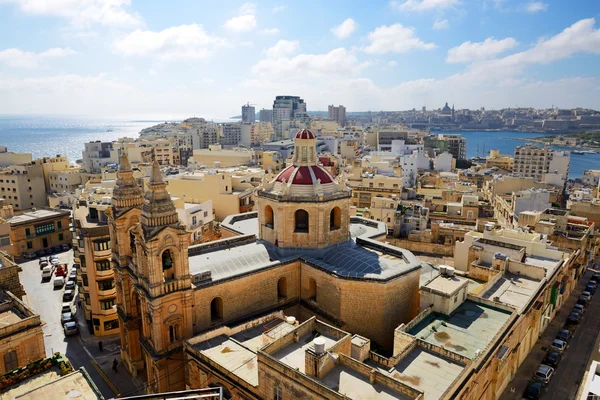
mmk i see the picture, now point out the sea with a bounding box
[0,116,599,179]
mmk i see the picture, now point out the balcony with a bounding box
[98,287,117,298]
[93,248,112,259]
[95,268,114,278]
[98,306,117,316]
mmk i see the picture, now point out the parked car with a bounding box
[543,351,562,368]
[41,265,54,281]
[53,276,65,289]
[522,380,544,400]
[52,245,63,253]
[61,303,75,314]
[62,289,74,302]
[39,256,48,265]
[51,258,60,266]
[550,339,568,353]
[45,248,54,255]
[23,252,37,259]
[573,304,585,314]
[566,312,581,325]
[533,364,555,384]
[60,312,74,324]
[65,281,76,291]
[581,291,592,301]
[556,329,572,342]
[35,250,46,258]
[61,243,70,251]
[39,260,48,270]
[577,296,589,307]
[63,321,79,336]
[68,270,77,281]
[592,272,600,281]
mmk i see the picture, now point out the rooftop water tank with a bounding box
[313,337,326,355]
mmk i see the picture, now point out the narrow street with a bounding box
[17,250,142,399]
[500,268,600,400]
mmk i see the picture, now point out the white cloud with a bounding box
[433,19,449,30]
[148,68,157,76]
[524,2,547,13]
[224,2,258,32]
[260,28,280,35]
[272,5,285,13]
[4,0,142,27]
[447,37,517,63]
[265,40,300,59]
[0,47,76,68]
[331,18,358,39]
[388,60,398,67]
[114,24,226,60]
[252,48,366,79]
[363,24,436,54]
[224,14,257,32]
[121,65,134,71]
[390,0,459,12]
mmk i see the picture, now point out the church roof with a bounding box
[295,129,315,140]
[275,165,334,185]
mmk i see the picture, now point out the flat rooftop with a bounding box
[408,300,512,359]
[0,309,23,325]
[481,273,541,312]
[525,256,561,275]
[423,275,469,295]
[273,332,338,373]
[7,209,67,225]
[321,364,411,400]
[393,347,465,400]
[3,367,101,400]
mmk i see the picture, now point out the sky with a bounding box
[0,0,599,119]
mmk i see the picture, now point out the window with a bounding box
[35,223,55,235]
[192,216,197,226]
[93,239,110,251]
[100,298,116,310]
[330,207,341,230]
[265,205,274,228]
[25,228,31,236]
[96,260,111,271]
[273,386,282,400]
[162,250,174,280]
[210,297,223,322]
[294,209,309,233]
[82,274,89,287]
[307,278,317,301]
[378,183,384,188]
[58,233,64,241]
[204,211,208,218]
[169,324,180,342]
[3,351,18,372]
[0,236,11,247]
[277,277,287,300]
[104,319,119,331]
[98,279,115,291]
[26,241,32,249]
[57,221,62,229]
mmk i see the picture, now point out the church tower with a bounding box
[128,157,192,392]
[256,129,351,249]
[105,150,145,377]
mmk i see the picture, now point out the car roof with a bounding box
[64,321,77,327]
[62,312,71,316]
[553,339,565,344]
[537,365,552,372]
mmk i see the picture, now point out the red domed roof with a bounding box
[295,129,315,140]
[275,165,334,185]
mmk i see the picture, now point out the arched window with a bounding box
[162,249,174,281]
[294,209,309,233]
[277,277,287,300]
[210,297,223,323]
[169,324,179,342]
[308,278,317,301]
[330,207,341,230]
[265,205,274,228]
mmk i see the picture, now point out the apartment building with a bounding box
[513,144,570,186]
[0,147,31,168]
[72,183,118,336]
[221,123,242,146]
[348,172,403,209]
[163,166,263,220]
[192,144,255,168]
[0,160,46,211]
[48,168,86,193]
[82,141,116,173]
[327,104,346,126]
[174,198,215,245]
[6,208,71,256]
[485,149,514,170]
[259,108,273,123]
[241,103,255,123]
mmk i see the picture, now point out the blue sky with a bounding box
[0,0,599,119]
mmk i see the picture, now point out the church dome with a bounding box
[275,165,334,185]
[295,129,315,140]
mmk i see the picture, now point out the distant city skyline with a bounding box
[0,1,599,118]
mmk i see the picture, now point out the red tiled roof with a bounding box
[295,129,315,140]
[275,165,334,185]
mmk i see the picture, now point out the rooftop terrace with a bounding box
[407,300,512,359]
[481,273,541,312]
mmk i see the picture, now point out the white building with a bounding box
[513,144,570,187]
[582,169,600,187]
[512,188,551,215]
[175,200,214,243]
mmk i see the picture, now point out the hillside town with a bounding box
[0,97,599,400]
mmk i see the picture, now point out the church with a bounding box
[106,129,423,395]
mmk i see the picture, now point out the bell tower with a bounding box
[106,150,145,378]
[129,157,193,393]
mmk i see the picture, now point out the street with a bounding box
[17,250,130,399]
[500,268,600,400]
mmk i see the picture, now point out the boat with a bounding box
[572,151,584,155]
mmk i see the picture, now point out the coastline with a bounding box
[511,137,600,151]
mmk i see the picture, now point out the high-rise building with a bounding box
[241,103,255,123]
[221,123,242,146]
[259,108,273,123]
[272,95,308,140]
[328,105,347,127]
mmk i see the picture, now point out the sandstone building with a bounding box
[107,130,423,394]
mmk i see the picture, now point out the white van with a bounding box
[53,277,65,289]
[41,266,53,281]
